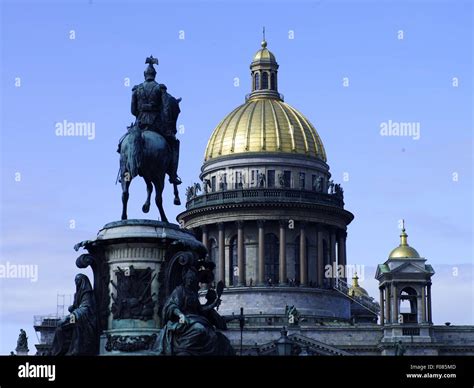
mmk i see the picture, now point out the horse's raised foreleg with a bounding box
[142,178,153,213]
[154,179,168,223]
[173,183,181,206]
[121,174,131,220]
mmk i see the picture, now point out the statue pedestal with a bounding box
[77,220,204,355]
[15,350,28,356]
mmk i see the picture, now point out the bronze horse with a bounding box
[119,97,181,223]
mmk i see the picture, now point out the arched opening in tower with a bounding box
[399,287,418,324]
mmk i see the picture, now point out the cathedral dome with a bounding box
[388,225,420,259]
[204,40,327,162]
[204,98,327,162]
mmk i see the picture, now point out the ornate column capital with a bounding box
[217,222,225,231]
[257,219,266,228]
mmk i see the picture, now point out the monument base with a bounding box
[75,219,205,355]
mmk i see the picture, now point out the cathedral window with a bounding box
[262,72,269,89]
[254,73,260,90]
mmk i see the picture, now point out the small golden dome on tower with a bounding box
[348,274,368,297]
[388,222,420,259]
[252,41,276,63]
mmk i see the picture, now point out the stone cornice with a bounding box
[177,201,354,227]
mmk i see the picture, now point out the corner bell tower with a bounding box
[375,222,436,355]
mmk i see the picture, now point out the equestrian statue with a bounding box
[118,55,182,222]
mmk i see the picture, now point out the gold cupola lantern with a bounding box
[249,27,281,100]
[388,221,421,259]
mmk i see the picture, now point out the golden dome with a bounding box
[348,274,368,297]
[252,40,276,63]
[205,39,326,162]
[388,224,420,259]
[204,98,327,161]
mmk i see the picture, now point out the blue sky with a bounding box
[0,0,472,354]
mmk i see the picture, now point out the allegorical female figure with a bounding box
[50,274,97,355]
[16,329,28,352]
[156,267,234,356]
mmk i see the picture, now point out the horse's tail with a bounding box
[126,127,143,178]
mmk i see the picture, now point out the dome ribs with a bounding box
[268,99,282,151]
[245,101,258,151]
[285,102,309,155]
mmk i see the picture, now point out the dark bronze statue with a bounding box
[285,305,302,325]
[278,172,285,188]
[395,340,406,356]
[118,56,182,222]
[334,183,344,199]
[15,329,28,353]
[50,274,98,355]
[185,182,201,201]
[202,178,211,194]
[155,266,234,356]
[328,179,335,194]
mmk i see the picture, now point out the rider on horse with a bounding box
[119,55,182,186]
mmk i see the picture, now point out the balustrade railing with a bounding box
[186,187,344,209]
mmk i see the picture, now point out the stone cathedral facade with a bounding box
[177,39,474,356]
